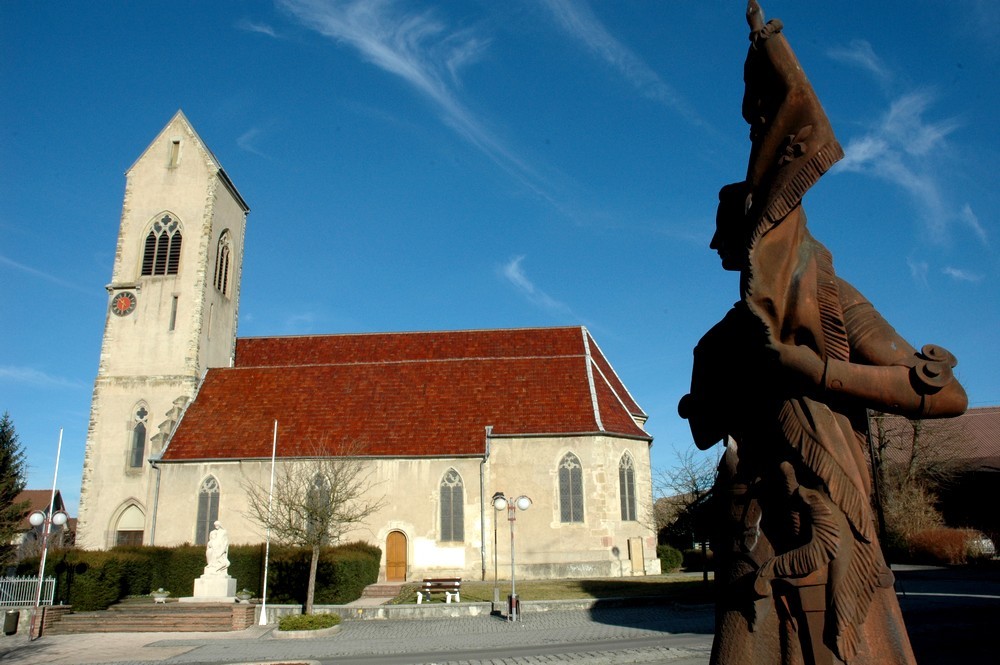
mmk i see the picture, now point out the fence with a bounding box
[0,576,56,607]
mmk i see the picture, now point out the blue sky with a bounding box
[2,1,998,515]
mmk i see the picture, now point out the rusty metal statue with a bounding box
[678,3,967,664]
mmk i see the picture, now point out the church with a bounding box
[76,111,661,581]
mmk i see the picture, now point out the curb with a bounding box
[271,624,341,639]
[296,595,704,622]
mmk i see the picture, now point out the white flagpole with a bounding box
[258,420,278,626]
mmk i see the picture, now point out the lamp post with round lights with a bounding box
[28,430,67,640]
[492,493,532,621]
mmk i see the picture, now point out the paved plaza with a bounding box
[0,603,715,665]
[2,566,998,665]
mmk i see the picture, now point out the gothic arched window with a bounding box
[619,452,637,521]
[439,469,464,542]
[129,405,148,469]
[114,504,145,547]
[213,230,232,296]
[306,473,332,544]
[559,452,584,523]
[141,215,183,276]
[195,476,220,545]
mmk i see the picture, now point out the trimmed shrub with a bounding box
[907,528,972,565]
[268,542,381,605]
[278,613,340,631]
[23,549,145,611]
[656,545,683,573]
[682,547,714,571]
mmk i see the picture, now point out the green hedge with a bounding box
[269,543,381,605]
[656,545,683,573]
[682,547,714,571]
[18,541,380,611]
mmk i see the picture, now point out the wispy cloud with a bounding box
[836,90,962,242]
[959,204,989,246]
[827,39,891,85]
[277,0,549,197]
[942,266,983,282]
[286,312,318,332]
[0,254,93,294]
[907,256,929,287]
[501,255,575,317]
[539,0,704,127]
[237,127,267,157]
[236,18,279,38]
[0,366,87,390]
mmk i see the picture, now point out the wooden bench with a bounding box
[416,577,461,604]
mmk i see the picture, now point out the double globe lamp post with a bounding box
[27,506,67,639]
[492,493,532,622]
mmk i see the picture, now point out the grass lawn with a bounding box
[390,573,715,605]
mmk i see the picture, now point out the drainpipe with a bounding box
[149,459,162,545]
[480,425,493,581]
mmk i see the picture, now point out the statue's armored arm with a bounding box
[768,336,967,418]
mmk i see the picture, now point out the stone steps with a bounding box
[44,601,238,634]
[360,582,405,599]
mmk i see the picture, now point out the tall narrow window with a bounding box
[169,295,178,331]
[306,474,331,545]
[168,139,181,168]
[195,476,220,545]
[129,406,148,468]
[213,231,232,296]
[559,453,584,523]
[141,215,183,276]
[619,452,637,521]
[439,469,464,542]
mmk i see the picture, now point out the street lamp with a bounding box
[492,493,532,622]
[28,429,66,641]
[491,491,504,612]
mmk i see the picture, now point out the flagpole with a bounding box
[258,420,277,626]
[29,429,63,640]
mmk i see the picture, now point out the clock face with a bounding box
[111,291,137,317]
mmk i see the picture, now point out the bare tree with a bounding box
[868,412,965,548]
[652,446,719,548]
[243,443,385,614]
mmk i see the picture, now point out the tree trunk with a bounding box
[306,544,320,614]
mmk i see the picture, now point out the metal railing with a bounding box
[0,576,55,607]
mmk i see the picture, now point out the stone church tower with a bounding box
[76,111,249,549]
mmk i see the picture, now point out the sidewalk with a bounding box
[0,601,715,665]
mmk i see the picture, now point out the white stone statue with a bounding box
[204,520,230,576]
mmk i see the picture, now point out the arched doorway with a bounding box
[386,531,407,582]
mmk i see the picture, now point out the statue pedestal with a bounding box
[180,574,237,603]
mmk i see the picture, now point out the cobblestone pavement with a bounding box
[0,604,715,665]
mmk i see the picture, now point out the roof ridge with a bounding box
[237,325,585,342]
[234,353,589,369]
[581,329,604,432]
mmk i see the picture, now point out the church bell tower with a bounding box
[77,111,249,549]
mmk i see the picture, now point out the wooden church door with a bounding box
[386,531,407,581]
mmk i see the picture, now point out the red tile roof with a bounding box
[162,327,649,461]
[871,405,1000,471]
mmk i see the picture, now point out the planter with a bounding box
[151,589,171,604]
[272,624,340,639]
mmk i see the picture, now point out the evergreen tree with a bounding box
[0,411,29,564]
